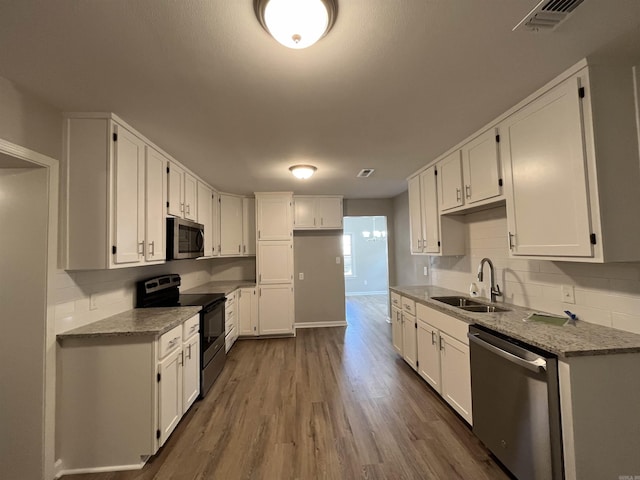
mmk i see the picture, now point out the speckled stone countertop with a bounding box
[57,306,202,340]
[183,280,256,295]
[391,285,640,358]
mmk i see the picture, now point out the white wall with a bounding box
[397,201,640,335]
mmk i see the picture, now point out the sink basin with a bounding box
[431,296,510,313]
[431,296,485,307]
[458,305,510,313]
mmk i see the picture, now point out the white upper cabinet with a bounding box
[461,127,502,205]
[293,195,343,230]
[144,146,168,262]
[256,193,293,240]
[501,61,640,262]
[197,181,214,257]
[407,167,464,256]
[219,193,243,256]
[113,124,145,265]
[242,197,256,256]
[437,150,464,212]
[63,115,168,269]
[408,175,425,254]
[168,162,197,221]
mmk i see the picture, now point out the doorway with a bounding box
[343,216,389,322]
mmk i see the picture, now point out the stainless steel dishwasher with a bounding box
[468,325,563,480]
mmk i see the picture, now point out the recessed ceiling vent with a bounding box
[513,0,585,32]
[357,168,375,178]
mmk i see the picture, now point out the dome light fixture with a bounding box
[254,0,338,49]
[289,164,317,179]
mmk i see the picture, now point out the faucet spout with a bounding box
[477,257,502,303]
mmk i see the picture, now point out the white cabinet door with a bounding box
[438,150,464,211]
[419,166,440,254]
[197,182,214,257]
[212,191,220,256]
[182,335,199,413]
[256,194,292,240]
[391,307,403,355]
[167,162,185,218]
[440,331,472,424]
[408,175,424,254]
[258,241,293,284]
[242,197,256,256]
[293,196,316,228]
[144,146,167,262]
[158,348,182,447]
[113,124,144,265]
[402,312,417,370]
[462,127,502,205]
[183,173,198,221]
[502,76,592,257]
[238,288,258,336]
[220,194,243,256]
[417,320,441,393]
[258,284,294,335]
[315,197,343,229]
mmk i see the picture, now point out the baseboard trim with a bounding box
[295,321,348,329]
[345,291,388,296]
[57,462,145,476]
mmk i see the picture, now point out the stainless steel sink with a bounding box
[431,296,510,313]
[431,296,485,307]
[458,305,510,313]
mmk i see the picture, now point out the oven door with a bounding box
[167,218,204,259]
[201,299,225,366]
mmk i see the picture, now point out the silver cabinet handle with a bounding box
[180,202,184,213]
[238,244,241,253]
[243,245,246,253]
[431,331,436,345]
[439,336,444,351]
[456,188,462,203]
[178,351,183,366]
[149,241,155,256]
[187,344,192,359]
[186,204,190,215]
[465,184,471,199]
[508,232,515,250]
[417,239,422,249]
[138,241,145,255]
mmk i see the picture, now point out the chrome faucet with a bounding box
[477,257,502,303]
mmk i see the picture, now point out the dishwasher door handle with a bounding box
[468,332,547,373]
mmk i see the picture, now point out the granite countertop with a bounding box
[390,285,640,358]
[57,306,202,340]
[183,280,256,295]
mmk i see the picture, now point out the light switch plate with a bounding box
[423,266,428,276]
[299,272,304,280]
[336,257,341,264]
[561,285,575,304]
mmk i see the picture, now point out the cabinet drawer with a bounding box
[159,325,182,360]
[225,313,235,332]
[417,303,469,344]
[182,314,199,340]
[225,291,236,308]
[390,292,401,308]
[401,296,416,315]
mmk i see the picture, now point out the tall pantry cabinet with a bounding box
[255,192,295,335]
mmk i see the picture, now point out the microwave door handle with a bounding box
[196,229,204,250]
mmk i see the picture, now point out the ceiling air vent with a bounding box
[357,168,375,178]
[513,0,585,32]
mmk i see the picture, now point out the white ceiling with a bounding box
[1,0,639,198]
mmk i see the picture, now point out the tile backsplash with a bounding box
[54,257,256,334]
[429,206,640,334]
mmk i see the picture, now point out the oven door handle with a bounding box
[467,332,546,373]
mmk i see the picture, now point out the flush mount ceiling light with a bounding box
[289,164,317,179]
[254,0,338,49]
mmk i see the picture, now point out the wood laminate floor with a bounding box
[65,295,509,480]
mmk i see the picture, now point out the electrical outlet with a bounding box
[89,293,98,311]
[299,272,304,280]
[336,256,341,264]
[423,266,428,276]
[561,285,575,304]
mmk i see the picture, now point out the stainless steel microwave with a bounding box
[167,218,205,260]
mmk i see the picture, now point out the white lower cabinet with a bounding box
[414,302,473,424]
[258,284,294,335]
[391,306,403,355]
[58,313,200,473]
[225,290,238,352]
[238,287,259,336]
[402,313,417,370]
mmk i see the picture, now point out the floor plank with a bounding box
[63,294,509,480]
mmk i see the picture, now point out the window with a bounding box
[343,234,354,277]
